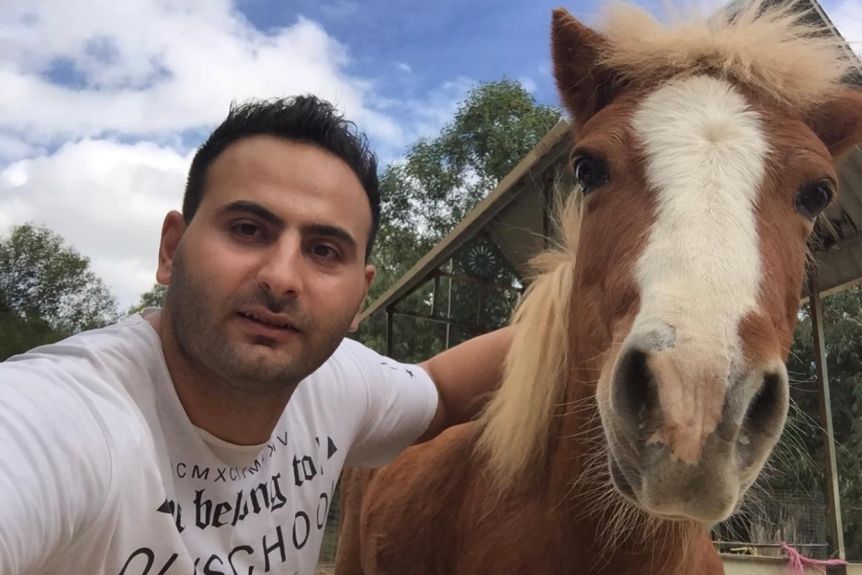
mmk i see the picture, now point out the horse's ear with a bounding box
[551,8,617,130]
[805,88,862,158]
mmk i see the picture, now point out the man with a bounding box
[0,96,509,574]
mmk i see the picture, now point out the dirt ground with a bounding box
[316,565,336,575]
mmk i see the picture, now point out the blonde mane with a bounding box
[476,190,582,490]
[600,0,854,110]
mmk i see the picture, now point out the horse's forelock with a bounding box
[598,0,853,111]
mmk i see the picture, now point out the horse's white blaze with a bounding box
[628,75,768,459]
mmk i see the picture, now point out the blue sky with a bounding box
[241,0,580,109]
[0,0,860,309]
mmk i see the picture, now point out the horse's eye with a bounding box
[796,180,834,220]
[573,155,610,194]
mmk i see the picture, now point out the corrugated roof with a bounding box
[360,120,571,321]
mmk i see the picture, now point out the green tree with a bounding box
[378,79,560,246]
[0,294,64,361]
[784,286,862,559]
[0,224,119,359]
[721,286,862,559]
[128,284,167,315]
[359,79,560,356]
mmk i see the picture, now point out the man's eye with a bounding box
[310,244,339,259]
[232,222,264,238]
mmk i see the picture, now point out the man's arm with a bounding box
[416,326,512,442]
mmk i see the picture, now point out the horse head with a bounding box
[552,2,862,523]
[478,2,862,530]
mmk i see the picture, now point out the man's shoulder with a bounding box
[3,313,162,378]
[0,314,161,441]
[301,337,430,404]
[329,336,379,362]
[295,338,368,396]
[306,337,370,377]
[313,337,402,388]
[0,323,156,480]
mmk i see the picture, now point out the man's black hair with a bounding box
[183,95,380,259]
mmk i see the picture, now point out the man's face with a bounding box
[156,135,375,395]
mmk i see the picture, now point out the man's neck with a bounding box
[146,311,292,446]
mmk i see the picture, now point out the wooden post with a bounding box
[476,282,486,329]
[808,272,846,562]
[385,306,394,358]
[445,262,454,349]
[542,180,552,250]
[432,273,441,318]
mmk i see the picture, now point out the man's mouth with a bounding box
[238,310,300,332]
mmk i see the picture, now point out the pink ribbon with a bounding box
[781,542,848,574]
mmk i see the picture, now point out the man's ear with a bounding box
[156,211,186,286]
[349,264,376,333]
[552,8,619,130]
[804,88,862,158]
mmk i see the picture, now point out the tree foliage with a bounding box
[0,224,118,359]
[378,79,560,245]
[784,286,862,558]
[128,284,167,315]
[718,286,862,559]
[359,79,560,355]
[0,299,64,362]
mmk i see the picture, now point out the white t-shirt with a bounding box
[0,313,438,575]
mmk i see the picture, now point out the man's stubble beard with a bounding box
[165,247,354,397]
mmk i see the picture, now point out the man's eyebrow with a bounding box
[305,223,357,249]
[218,200,284,227]
[218,201,357,249]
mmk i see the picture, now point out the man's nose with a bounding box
[256,238,304,297]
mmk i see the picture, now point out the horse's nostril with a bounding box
[613,348,658,425]
[743,372,785,433]
[737,371,788,463]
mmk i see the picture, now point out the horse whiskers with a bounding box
[552,397,599,420]
[560,455,613,514]
[553,404,599,418]
[553,437,702,569]
[557,476,606,515]
[594,492,653,563]
[554,395,598,407]
[560,475,611,512]
[760,399,822,491]
[577,338,627,367]
[558,414,603,436]
[559,429,604,443]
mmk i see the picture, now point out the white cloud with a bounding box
[518,76,537,93]
[0,0,478,309]
[0,0,400,147]
[379,76,475,152]
[0,134,37,161]
[0,139,191,308]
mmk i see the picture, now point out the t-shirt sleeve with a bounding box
[0,361,113,574]
[342,341,439,468]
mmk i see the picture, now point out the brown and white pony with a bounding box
[337,3,862,574]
